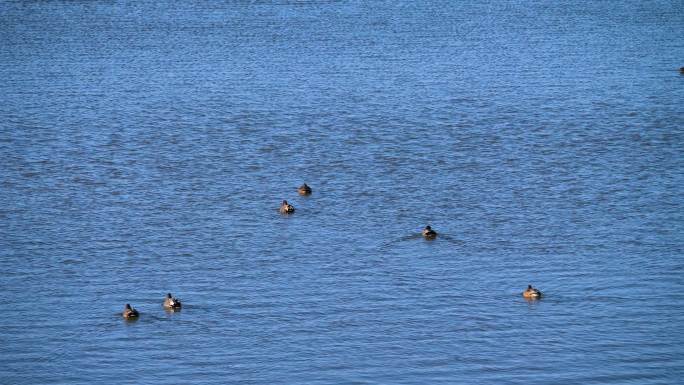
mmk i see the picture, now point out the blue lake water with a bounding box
[1,1,683,384]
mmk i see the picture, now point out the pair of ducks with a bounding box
[279,183,312,214]
[421,226,543,300]
[122,293,181,319]
[280,196,542,300]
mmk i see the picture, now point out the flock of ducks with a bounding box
[121,65,684,319]
[121,183,543,319]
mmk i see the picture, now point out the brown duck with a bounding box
[522,285,543,299]
[422,225,437,239]
[163,293,182,309]
[297,183,312,196]
[122,303,139,319]
[279,200,295,214]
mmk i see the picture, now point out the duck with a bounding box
[297,183,312,195]
[522,284,542,299]
[680,67,684,74]
[422,225,437,239]
[163,293,182,309]
[279,200,295,214]
[122,303,139,319]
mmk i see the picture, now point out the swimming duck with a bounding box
[279,200,295,214]
[522,284,542,299]
[680,67,684,74]
[163,293,182,309]
[297,183,312,195]
[422,225,437,239]
[122,303,139,319]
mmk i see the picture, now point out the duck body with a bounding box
[163,293,182,309]
[297,183,312,195]
[122,304,139,318]
[523,285,542,299]
[422,225,437,239]
[279,200,295,214]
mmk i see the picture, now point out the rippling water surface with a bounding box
[2,1,683,384]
